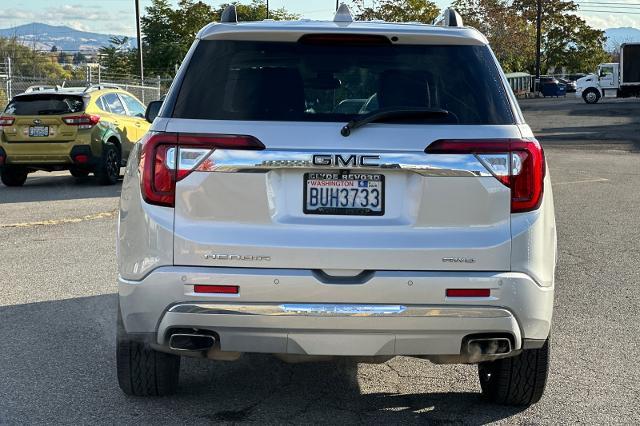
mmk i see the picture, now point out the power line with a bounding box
[578,3,640,8]
[579,8,640,12]
[577,3,640,8]
[577,0,640,4]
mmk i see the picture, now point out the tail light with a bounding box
[425,139,545,213]
[139,132,265,207]
[62,114,100,129]
[0,117,15,126]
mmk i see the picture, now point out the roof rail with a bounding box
[83,83,122,93]
[221,5,237,23]
[334,3,353,23]
[436,8,464,28]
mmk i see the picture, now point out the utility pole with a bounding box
[534,0,542,93]
[266,0,269,19]
[135,0,144,85]
[7,57,12,99]
[336,0,339,10]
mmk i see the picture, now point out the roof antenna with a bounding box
[333,3,353,23]
[221,5,238,23]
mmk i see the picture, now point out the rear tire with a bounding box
[95,142,120,185]
[1,166,28,187]
[69,167,90,178]
[583,88,600,104]
[116,305,180,396]
[478,338,550,406]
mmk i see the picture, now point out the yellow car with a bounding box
[0,85,150,186]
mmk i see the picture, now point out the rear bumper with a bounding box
[119,267,553,357]
[0,135,99,167]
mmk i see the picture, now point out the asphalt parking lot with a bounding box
[1,97,639,424]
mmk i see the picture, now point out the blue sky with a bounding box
[0,0,634,36]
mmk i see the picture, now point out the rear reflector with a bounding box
[139,132,264,207]
[425,139,545,213]
[73,154,89,164]
[194,285,239,294]
[446,289,491,298]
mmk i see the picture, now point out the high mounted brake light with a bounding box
[425,139,545,213]
[139,132,265,207]
[298,34,391,45]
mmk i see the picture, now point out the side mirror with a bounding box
[145,100,163,123]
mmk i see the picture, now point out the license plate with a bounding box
[29,126,49,137]
[304,172,384,216]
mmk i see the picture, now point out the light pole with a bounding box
[135,0,144,85]
[266,0,269,18]
[534,0,542,93]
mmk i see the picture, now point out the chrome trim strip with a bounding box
[168,303,511,318]
[207,150,492,177]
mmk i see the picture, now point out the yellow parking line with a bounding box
[0,210,117,228]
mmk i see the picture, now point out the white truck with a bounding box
[576,43,640,103]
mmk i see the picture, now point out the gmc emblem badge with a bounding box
[311,154,380,167]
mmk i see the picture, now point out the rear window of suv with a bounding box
[5,94,85,115]
[172,39,514,124]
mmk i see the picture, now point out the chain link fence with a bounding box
[0,60,174,109]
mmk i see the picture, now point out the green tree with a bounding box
[72,52,86,65]
[57,51,73,65]
[456,0,610,73]
[0,37,71,79]
[216,0,299,21]
[453,0,536,72]
[513,0,609,73]
[175,1,216,51]
[99,36,136,79]
[140,0,184,76]
[351,0,440,23]
[141,0,298,77]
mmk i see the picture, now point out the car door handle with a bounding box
[113,121,120,126]
[135,122,141,127]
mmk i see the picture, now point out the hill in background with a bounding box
[1,22,639,54]
[0,22,135,53]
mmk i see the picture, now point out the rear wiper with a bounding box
[341,107,453,137]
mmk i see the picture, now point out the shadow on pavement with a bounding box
[0,173,121,204]
[519,97,640,151]
[0,294,526,424]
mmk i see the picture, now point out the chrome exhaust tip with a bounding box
[169,333,216,351]
[466,337,512,356]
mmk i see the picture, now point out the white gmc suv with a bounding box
[116,6,556,406]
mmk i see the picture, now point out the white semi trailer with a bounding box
[576,43,640,103]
